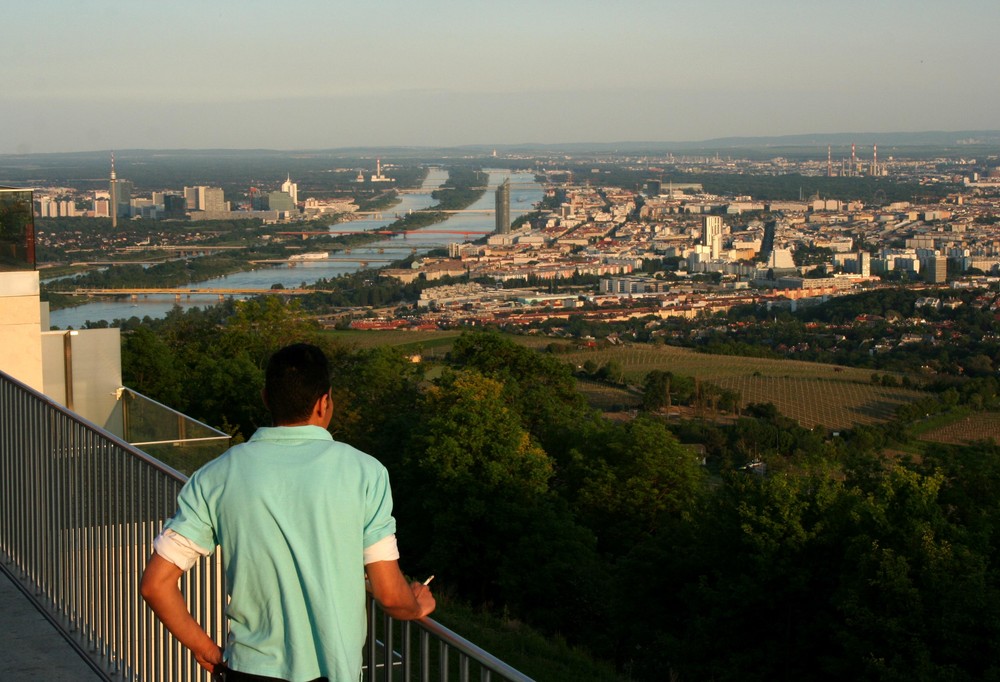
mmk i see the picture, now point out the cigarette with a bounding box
[422,575,435,586]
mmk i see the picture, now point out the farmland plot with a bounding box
[920,412,1000,445]
[712,375,925,430]
[558,344,925,430]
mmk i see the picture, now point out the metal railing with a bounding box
[0,369,533,682]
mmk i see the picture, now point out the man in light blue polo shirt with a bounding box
[141,343,435,682]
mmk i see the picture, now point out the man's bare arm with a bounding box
[140,553,223,672]
[366,559,436,620]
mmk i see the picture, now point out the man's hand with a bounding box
[366,560,436,620]
[194,644,225,674]
[141,553,224,672]
[408,581,437,619]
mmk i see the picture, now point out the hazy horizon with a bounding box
[5,0,999,154]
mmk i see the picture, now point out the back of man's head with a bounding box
[264,343,331,425]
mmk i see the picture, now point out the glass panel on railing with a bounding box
[0,187,35,272]
[120,389,230,473]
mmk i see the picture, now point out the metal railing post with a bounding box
[1,369,534,682]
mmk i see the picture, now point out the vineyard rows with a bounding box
[919,412,1000,445]
[559,344,925,430]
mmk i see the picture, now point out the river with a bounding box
[49,169,543,328]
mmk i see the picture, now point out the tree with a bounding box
[574,416,703,555]
[399,369,555,603]
[121,326,185,409]
[642,370,673,411]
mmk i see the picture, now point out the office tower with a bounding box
[93,196,110,218]
[183,186,199,210]
[201,187,226,213]
[281,175,298,206]
[760,220,777,263]
[702,215,723,260]
[37,196,53,218]
[857,251,871,277]
[495,178,511,235]
[267,190,294,213]
[163,194,187,220]
[109,154,132,227]
[925,255,947,283]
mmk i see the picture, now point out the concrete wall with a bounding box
[0,271,43,390]
[41,328,122,432]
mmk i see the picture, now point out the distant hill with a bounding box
[3,131,1000,162]
[474,130,1000,154]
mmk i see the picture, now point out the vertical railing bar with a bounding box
[366,595,377,681]
[439,639,449,682]
[384,610,395,682]
[111,444,119,672]
[403,619,412,682]
[122,454,130,679]
[50,404,62,620]
[420,629,430,682]
[3,372,532,682]
[79,422,89,644]
[96,430,105,661]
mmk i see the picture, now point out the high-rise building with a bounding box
[924,255,947,283]
[760,220,777,263]
[495,178,511,235]
[111,180,132,221]
[202,187,226,213]
[183,186,226,213]
[183,186,199,210]
[281,175,298,207]
[267,191,295,213]
[93,192,110,218]
[857,251,871,276]
[109,154,132,226]
[702,215,723,260]
[163,194,187,220]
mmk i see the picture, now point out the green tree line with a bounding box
[121,305,1000,680]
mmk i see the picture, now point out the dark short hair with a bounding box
[264,343,331,425]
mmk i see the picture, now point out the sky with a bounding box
[3,0,998,153]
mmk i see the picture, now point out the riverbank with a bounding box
[42,168,470,312]
[47,170,542,328]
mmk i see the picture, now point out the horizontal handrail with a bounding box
[1,368,533,681]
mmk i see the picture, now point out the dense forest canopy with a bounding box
[116,296,1000,680]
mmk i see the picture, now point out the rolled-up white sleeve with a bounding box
[153,528,212,571]
[363,534,400,565]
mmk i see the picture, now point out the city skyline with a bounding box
[3,0,999,154]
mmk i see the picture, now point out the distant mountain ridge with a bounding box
[2,130,999,161]
[478,130,1000,154]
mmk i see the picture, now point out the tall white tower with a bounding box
[702,215,723,260]
[110,153,117,229]
[281,175,298,206]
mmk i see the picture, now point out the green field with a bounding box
[320,331,928,430]
[555,344,925,430]
[323,329,462,357]
[920,411,1000,445]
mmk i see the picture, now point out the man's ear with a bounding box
[260,388,269,410]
